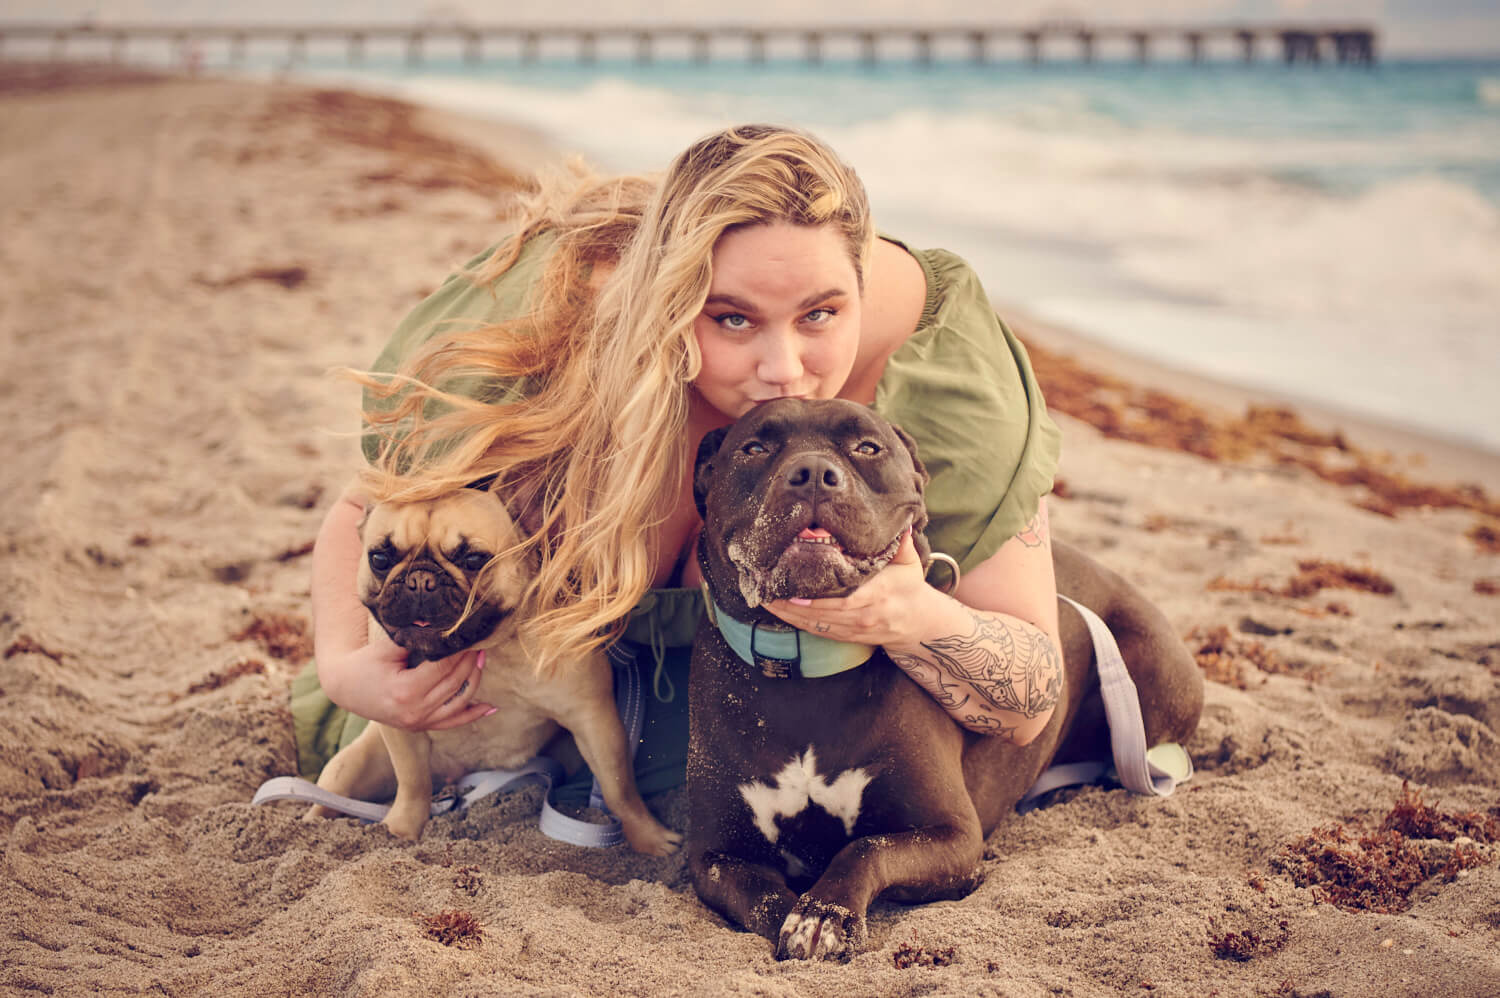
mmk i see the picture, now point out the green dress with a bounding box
[291,233,1061,799]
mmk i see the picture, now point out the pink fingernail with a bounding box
[477,650,487,669]
[789,597,812,607]
[483,706,497,717]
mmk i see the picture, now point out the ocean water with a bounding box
[277,51,1500,455]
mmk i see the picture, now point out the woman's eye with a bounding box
[742,441,768,456]
[855,441,882,456]
[462,552,490,572]
[804,308,835,324]
[716,313,750,331]
[368,550,392,572]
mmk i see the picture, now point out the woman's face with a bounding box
[691,221,862,422]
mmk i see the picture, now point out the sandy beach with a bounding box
[2,69,1497,997]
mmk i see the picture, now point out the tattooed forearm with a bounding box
[889,652,970,711]
[909,613,1062,720]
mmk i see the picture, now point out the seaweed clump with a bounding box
[1209,919,1291,962]
[1026,340,1500,523]
[892,939,957,969]
[417,909,484,949]
[1276,784,1498,914]
[1208,560,1396,602]
[1186,625,1300,689]
[233,611,314,662]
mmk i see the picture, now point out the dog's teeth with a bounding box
[795,528,839,548]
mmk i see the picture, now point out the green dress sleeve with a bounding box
[874,243,1061,574]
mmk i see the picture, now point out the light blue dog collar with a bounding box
[706,595,874,679]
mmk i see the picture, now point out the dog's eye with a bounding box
[461,552,490,572]
[854,441,883,456]
[368,550,393,573]
[741,441,768,457]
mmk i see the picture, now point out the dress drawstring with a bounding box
[648,612,675,703]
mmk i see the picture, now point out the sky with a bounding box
[1,0,1497,56]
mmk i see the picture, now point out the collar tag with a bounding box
[752,620,799,679]
[755,653,798,680]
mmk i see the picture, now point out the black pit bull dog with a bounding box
[687,398,1202,960]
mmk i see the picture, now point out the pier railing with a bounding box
[0,20,1379,68]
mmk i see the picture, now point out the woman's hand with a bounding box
[765,531,958,647]
[319,632,495,732]
[765,501,1065,744]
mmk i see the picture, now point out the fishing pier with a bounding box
[0,20,1379,69]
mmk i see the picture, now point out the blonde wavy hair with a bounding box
[357,124,874,668]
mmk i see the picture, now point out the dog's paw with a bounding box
[775,897,865,961]
[624,819,684,857]
[304,804,337,822]
[380,807,427,842]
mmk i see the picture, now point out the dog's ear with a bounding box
[467,471,546,537]
[909,517,932,567]
[692,426,731,520]
[505,483,547,539]
[889,422,930,494]
[889,421,935,571]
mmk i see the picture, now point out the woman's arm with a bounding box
[312,481,495,730]
[767,498,1062,743]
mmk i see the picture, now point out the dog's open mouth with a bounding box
[731,520,908,608]
[383,619,465,665]
[381,608,507,666]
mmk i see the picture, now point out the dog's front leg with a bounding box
[377,724,434,841]
[778,822,983,961]
[564,699,682,856]
[309,724,396,821]
[690,849,800,942]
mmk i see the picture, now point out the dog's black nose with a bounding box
[784,454,844,494]
[404,569,439,593]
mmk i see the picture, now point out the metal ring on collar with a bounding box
[927,552,961,594]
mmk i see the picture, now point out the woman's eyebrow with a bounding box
[703,293,757,311]
[703,288,849,311]
[797,288,849,309]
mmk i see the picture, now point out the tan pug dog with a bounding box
[310,487,681,855]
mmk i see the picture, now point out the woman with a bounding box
[299,124,1063,798]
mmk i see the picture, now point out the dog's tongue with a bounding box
[797,527,833,542]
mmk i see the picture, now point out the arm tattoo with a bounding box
[961,714,1022,740]
[1015,503,1049,549]
[913,613,1062,719]
[889,652,970,711]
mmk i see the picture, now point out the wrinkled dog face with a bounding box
[694,398,930,611]
[358,489,529,664]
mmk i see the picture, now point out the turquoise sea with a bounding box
[268,49,1500,453]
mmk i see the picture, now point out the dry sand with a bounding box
[2,69,1497,997]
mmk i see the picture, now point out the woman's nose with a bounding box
[756,329,803,387]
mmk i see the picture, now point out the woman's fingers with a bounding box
[401,649,492,728]
[427,700,498,731]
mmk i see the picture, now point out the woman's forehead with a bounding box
[708,222,857,294]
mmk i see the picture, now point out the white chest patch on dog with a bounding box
[738,747,872,846]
